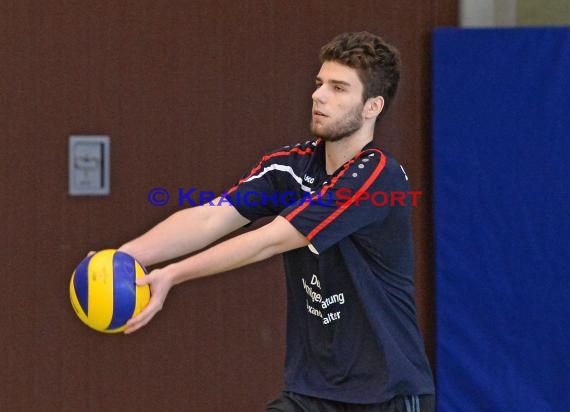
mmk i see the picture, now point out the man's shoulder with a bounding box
[250,139,322,170]
[262,139,321,160]
[337,145,405,185]
[359,144,398,167]
[359,145,409,183]
[349,144,403,174]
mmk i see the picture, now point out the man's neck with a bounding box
[324,128,374,175]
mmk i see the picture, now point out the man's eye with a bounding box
[334,86,344,91]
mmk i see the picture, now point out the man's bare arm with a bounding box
[124,216,308,333]
[119,197,250,267]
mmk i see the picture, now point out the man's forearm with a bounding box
[164,216,308,285]
[119,200,249,267]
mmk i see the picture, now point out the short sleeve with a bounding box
[281,149,410,254]
[223,143,316,222]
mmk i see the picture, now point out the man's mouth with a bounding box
[313,110,327,117]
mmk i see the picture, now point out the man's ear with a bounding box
[364,96,384,120]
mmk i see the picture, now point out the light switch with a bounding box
[68,135,110,196]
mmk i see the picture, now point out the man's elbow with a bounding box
[264,217,309,255]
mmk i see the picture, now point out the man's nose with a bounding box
[312,86,327,104]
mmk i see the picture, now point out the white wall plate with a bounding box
[68,135,110,196]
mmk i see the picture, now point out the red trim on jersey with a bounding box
[286,149,387,241]
[226,143,317,195]
[284,157,354,221]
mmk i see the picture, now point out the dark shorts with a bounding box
[266,391,435,412]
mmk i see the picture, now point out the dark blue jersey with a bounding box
[225,139,434,404]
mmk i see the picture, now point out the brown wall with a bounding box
[0,1,456,410]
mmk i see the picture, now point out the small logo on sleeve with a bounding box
[303,174,315,184]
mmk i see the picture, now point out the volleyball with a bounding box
[69,249,150,333]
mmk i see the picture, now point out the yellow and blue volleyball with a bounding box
[69,249,150,333]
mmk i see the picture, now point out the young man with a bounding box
[119,32,435,411]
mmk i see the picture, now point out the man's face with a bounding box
[310,61,366,142]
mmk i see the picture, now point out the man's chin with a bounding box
[309,123,321,136]
[310,127,347,143]
[319,135,347,143]
[310,125,336,142]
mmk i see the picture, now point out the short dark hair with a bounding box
[320,31,401,118]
